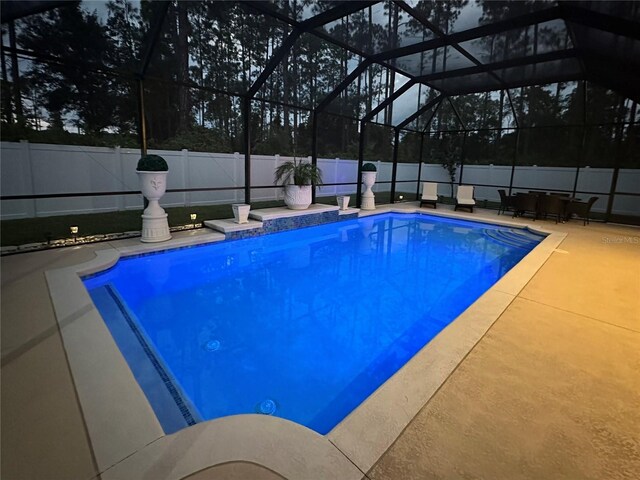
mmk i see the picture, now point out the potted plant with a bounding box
[361,162,377,210]
[274,158,323,210]
[136,154,171,242]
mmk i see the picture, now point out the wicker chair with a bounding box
[513,193,538,219]
[539,194,565,223]
[497,189,516,215]
[568,197,599,225]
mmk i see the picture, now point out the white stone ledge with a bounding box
[204,218,263,234]
[249,204,339,221]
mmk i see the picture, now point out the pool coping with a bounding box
[44,205,566,479]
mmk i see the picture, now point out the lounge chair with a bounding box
[568,196,599,225]
[497,189,516,215]
[455,185,475,213]
[420,182,439,208]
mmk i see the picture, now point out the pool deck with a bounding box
[2,203,639,479]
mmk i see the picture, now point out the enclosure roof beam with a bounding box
[394,0,509,91]
[246,28,303,98]
[311,28,413,80]
[445,72,583,97]
[422,98,444,133]
[314,59,373,113]
[371,5,563,63]
[139,1,170,78]
[361,80,416,123]
[396,94,444,130]
[447,97,466,131]
[559,2,640,41]
[582,52,640,103]
[414,48,579,83]
[0,0,73,23]
[299,1,377,30]
[242,0,438,93]
[240,1,378,31]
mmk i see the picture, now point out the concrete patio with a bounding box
[1,206,638,479]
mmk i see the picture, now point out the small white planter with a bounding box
[137,170,171,243]
[361,171,377,210]
[232,203,251,224]
[284,185,312,210]
[336,195,350,210]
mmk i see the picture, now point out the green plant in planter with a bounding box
[362,162,377,172]
[274,159,323,186]
[137,154,168,171]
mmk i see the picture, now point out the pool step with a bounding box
[483,228,543,249]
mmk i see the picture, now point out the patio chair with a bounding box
[455,185,475,213]
[513,193,538,219]
[420,182,439,209]
[568,196,599,225]
[539,194,565,223]
[497,189,516,215]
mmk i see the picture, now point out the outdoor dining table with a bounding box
[556,196,581,222]
[518,193,582,222]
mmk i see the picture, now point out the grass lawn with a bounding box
[2,191,511,247]
[1,201,286,247]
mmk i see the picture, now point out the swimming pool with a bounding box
[84,212,544,435]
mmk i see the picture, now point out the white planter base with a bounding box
[141,213,171,243]
[361,193,376,210]
[232,204,251,224]
[337,195,350,210]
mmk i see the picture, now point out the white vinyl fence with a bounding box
[1,141,638,219]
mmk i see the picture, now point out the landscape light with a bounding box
[70,226,79,242]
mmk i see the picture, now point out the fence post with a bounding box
[114,146,125,211]
[274,154,280,200]
[234,152,240,203]
[20,140,37,217]
[182,148,190,206]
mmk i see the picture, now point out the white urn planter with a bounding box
[284,185,312,210]
[232,203,251,224]
[137,170,171,242]
[336,195,350,211]
[361,171,377,210]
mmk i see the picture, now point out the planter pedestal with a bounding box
[141,213,171,242]
[361,171,377,210]
[137,170,171,243]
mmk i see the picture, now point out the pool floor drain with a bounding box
[204,340,220,352]
[257,398,277,415]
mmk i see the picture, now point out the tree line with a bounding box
[1,0,636,168]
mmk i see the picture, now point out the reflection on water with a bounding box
[85,213,542,434]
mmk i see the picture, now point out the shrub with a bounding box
[136,154,168,171]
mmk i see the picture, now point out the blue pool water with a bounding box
[84,213,544,434]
